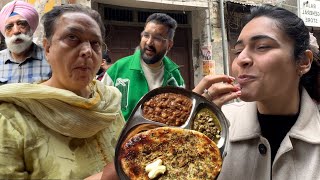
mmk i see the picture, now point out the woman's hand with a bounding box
[84,162,119,180]
[193,75,241,108]
[84,172,103,180]
[101,162,119,180]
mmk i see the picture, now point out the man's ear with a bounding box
[297,50,313,75]
[43,38,50,60]
[101,59,106,66]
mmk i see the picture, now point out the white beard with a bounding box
[5,32,33,54]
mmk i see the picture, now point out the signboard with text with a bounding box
[202,60,215,76]
[200,45,215,76]
[299,0,320,27]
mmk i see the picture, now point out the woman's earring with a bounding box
[299,70,303,77]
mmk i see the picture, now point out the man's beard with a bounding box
[140,45,167,64]
[5,32,33,54]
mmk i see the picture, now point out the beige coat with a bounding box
[219,89,320,180]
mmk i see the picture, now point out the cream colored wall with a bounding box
[0,0,13,9]
[210,1,225,76]
[191,9,211,85]
[29,0,61,45]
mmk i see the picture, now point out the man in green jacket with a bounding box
[102,13,185,121]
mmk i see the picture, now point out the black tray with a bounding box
[114,86,229,180]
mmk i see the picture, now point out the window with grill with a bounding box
[103,6,189,25]
[138,11,188,24]
[104,7,133,22]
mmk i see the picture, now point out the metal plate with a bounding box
[114,86,229,180]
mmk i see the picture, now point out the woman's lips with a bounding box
[237,75,256,85]
[75,66,91,72]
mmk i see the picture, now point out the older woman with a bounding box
[0,4,124,179]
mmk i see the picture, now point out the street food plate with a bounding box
[114,86,229,180]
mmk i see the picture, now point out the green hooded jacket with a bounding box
[103,50,185,121]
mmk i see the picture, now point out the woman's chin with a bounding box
[74,76,92,85]
[238,90,256,102]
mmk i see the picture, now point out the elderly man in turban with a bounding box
[0,0,51,84]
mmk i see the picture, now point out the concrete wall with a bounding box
[210,1,225,76]
[191,6,224,85]
[32,0,90,45]
[191,10,207,85]
[0,0,13,9]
